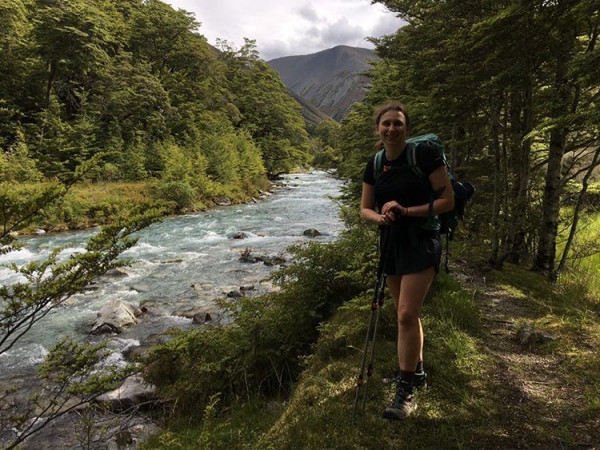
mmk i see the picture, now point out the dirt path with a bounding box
[461,269,599,449]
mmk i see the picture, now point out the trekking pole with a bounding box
[352,226,391,420]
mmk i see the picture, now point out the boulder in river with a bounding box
[172,306,223,325]
[303,228,321,237]
[90,300,143,334]
[104,267,129,278]
[96,374,157,411]
[239,248,258,263]
[259,255,286,266]
[213,196,232,206]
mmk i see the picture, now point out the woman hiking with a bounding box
[360,101,454,419]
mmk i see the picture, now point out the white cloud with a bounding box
[165,0,405,60]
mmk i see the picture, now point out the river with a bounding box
[0,171,345,379]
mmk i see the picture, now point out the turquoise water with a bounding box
[0,171,344,375]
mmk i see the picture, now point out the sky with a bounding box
[165,0,405,61]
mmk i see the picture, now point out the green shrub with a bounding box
[156,180,196,211]
[145,229,368,418]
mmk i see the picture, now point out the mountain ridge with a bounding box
[268,45,380,122]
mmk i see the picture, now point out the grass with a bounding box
[141,250,600,449]
[16,178,268,234]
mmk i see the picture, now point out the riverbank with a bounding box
[140,256,600,449]
[12,177,282,236]
[1,171,345,449]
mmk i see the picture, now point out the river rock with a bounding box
[105,267,129,278]
[34,229,46,235]
[213,196,231,206]
[91,300,143,334]
[239,248,258,263]
[232,232,248,239]
[172,306,221,322]
[192,311,222,325]
[303,228,321,237]
[123,331,172,361]
[226,289,243,298]
[96,374,157,411]
[258,255,286,266]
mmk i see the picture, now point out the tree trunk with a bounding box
[555,146,600,277]
[507,79,533,264]
[489,92,507,269]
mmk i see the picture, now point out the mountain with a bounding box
[268,45,380,122]
[287,89,331,129]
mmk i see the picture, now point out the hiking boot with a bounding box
[383,371,428,390]
[383,382,417,420]
[414,371,428,389]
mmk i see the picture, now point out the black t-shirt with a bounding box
[363,143,445,213]
[363,143,443,185]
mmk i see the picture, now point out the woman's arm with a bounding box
[361,182,395,226]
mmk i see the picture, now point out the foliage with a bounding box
[311,120,342,169]
[1,0,309,225]
[0,161,163,447]
[218,39,312,176]
[0,207,163,357]
[1,337,138,449]
[334,0,600,279]
[144,225,369,418]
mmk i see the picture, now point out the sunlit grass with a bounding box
[556,211,600,304]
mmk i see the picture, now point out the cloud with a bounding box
[166,0,405,60]
[320,17,369,48]
[370,12,404,40]
[295,4,319,22]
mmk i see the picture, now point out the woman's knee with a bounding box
[396,309,419,328]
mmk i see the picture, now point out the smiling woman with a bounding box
[164,0,403,60]
[359,100,454,420]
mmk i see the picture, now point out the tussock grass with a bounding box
[140,215,600,449]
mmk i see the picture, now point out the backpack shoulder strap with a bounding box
[373,148,385,181]
[406,143,425,178]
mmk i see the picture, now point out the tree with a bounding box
[364,0,600,278]
[533,0,600,277]
[220,39,312,176]
[0,171,162,448]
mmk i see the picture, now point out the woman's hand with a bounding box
[379,210,396,226]
[381,200,408,217]
[381,201,398,215]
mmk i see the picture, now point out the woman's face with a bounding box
[376,110,409,147]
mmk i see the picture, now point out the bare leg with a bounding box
[388,267,435,372]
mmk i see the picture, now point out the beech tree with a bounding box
[219,39,311,177]
[2,0,309,199]
[347,0,600,278]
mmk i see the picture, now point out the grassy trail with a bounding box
[254,262,600,449]
[142,256,600,449]
[465,267,599,448]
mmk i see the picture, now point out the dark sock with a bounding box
[399,370,415,388]
[415,360,424,374]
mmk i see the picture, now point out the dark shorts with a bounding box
[380,226,442,276]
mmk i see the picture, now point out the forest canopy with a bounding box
[337,0,600,279]
[0,0,311,200]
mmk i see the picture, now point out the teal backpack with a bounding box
[373,133,475,272]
